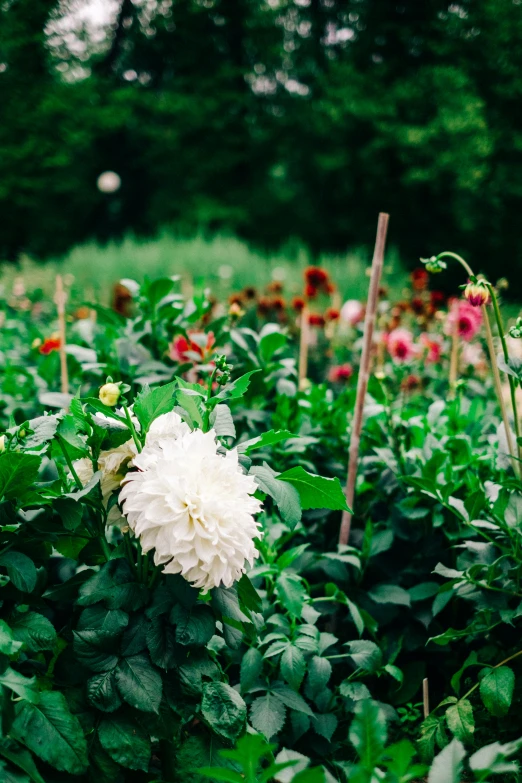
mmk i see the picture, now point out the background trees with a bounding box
[1,0,521,287]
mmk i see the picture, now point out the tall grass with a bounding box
[1,231,407,304]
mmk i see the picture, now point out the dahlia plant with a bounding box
[0,358,348,781]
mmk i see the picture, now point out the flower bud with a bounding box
[463,279,489,308]
[509,317,522,339]
[421,256,447,274]
[0,435,5,452]
[99,382,121,407]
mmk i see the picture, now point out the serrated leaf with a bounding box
[0,552,37,594]
[240,647,264,693]
[11,613,56,653]
[202,682,247,741]
[86,670,122,712]
[211,405,236,438]
[78,558,148,611]
[98,715,151,771]
[479,666,515,717]
[368,584,411,607]
[275,573,307,618]
[349,699,387,770]
[251,464,302,528]
[11,692,88,775]
[271,683,314,716]
[250,693,286,739]
[276,466,349,512]
[115,653,162,713]
[0,453,41,502]
[238,430,295,454]
[134,380,178,432]
[313,713,337,741]
[281,646,307,690]
[305,656,332,699]
[445,698,474,742]
[428,738,466,783]
[346,640,383,673]
[171,603,215,646]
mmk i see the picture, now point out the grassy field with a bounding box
[1,232,408,304]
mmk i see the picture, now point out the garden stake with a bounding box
[298,304,310,390]
[423,678,430,719]
[55,274,69,396]
[448,300,459,399]
[339,212,389,546]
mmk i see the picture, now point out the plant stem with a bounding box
[487,283,522,464]
[56,436,83,489]
[203,367,218,432]
[122,404,142,453]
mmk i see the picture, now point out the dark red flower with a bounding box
[292,296,306,312]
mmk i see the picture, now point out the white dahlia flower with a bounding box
[73,410,190,527]
[119,428,263,590]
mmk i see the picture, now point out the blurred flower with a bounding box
[169,331,215,363]
[328,363,353,383]
[305,266,329,288]
[305,283,318,299]
[266,280,284,294]
[39,334,61,355]
[420,333,442,363]
[292,296,305,312]
[99,382,121,407]
[461,342,488,375]
[340,299,364,326]
[325,307,340,321]
[228,302,245,319]
[74,306,91,320]
[463,279,490,307]
[12,277,25,297]
[411,297,425,315]
[112,283,133,316]
[401,374,422,392]
[120,428,262,590]
[386,328,416,362]
[411,268,429,291]
[32,337,42,350]
[446,300,482,342]
[229,292,244,306]
[430,290,446,309]
[270,296,286,311]
[309,313,325,327]
[242,286,257,300]
[257,296,272,315]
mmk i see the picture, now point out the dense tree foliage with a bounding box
[1,0,521,286]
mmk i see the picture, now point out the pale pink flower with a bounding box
[445,300,482,342]
[340,299,364,326]
[385,328,416,363]
[420,333,442,364]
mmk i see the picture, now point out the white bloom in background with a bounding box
[73,410,190,526]
[340,299,364,326]
[120,428,263,590]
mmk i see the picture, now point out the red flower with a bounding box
[325,307,340,321]
[411,268,429,291]
[328,363,353,383]
[292,296,306,312]
[305,266,329,287]
[309,313,326,327]
[266,281,284,294]
[169,331,215,363]
[430,290,446,308]
[39,336,61,355]
[411,297,425,315]
[270,296,286,311]
[305,283,318,299]
[257,296,272,315]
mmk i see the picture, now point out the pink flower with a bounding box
[420,333,442,363]
[386,328,416,363]
[328,363,353,383]
[445,300,482,342]
[341,299,364,326]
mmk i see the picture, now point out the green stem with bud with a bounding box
[431,252,519,476]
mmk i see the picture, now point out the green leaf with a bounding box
[98,715,151,772]
[73,630,119,672]
[0,742,46,783]
[271,684,314,716]
[0,669,40,703]
[0,621,22,656]
[146,616,180,669]
[445,699,474,742]
[281,645,307,690]
[198,767,244,783]
[134,380,178,432]
[240,647,264,693]
[428,738,466,783]
[11,613,56,653]
[250,693,286,740]
[115,653,162,713]
[275,573,307,618]
[78,558,148,611]
[171,603,215,646]
[0,761,31,782]
[0,454,41,502]
[259,325,287,363]
[479,666,515,717]
[305,656,332,699]
[238,430,295,454]
[346,640,383,673]
[11,691,88,775]
[201,682,247,741]
[340,681,371,708]
[313,713,337,741]
[276,466,349,512]
[0,553,37,594]
[211,405,236,438]
[86,671,122,712]
[212,586,250,624]
[54,498,83,531]
[250,464,302,528]
[214,370,261,402]
[368,584,411,607]
[349,699,387,771]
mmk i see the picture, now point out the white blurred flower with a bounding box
[340,299,364,326]
[119,428,262,590]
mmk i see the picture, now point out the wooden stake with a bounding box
[448,301,459,399]
[298,304,310,390]
[55,275,69,396]
[339,213,389,546]
[423,678,430,719]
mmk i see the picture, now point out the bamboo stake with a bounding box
[339,213,389,546]
[448,301,459,399]
[298,304,310,390]
[55,275,69,396]
[423,678,430,719]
